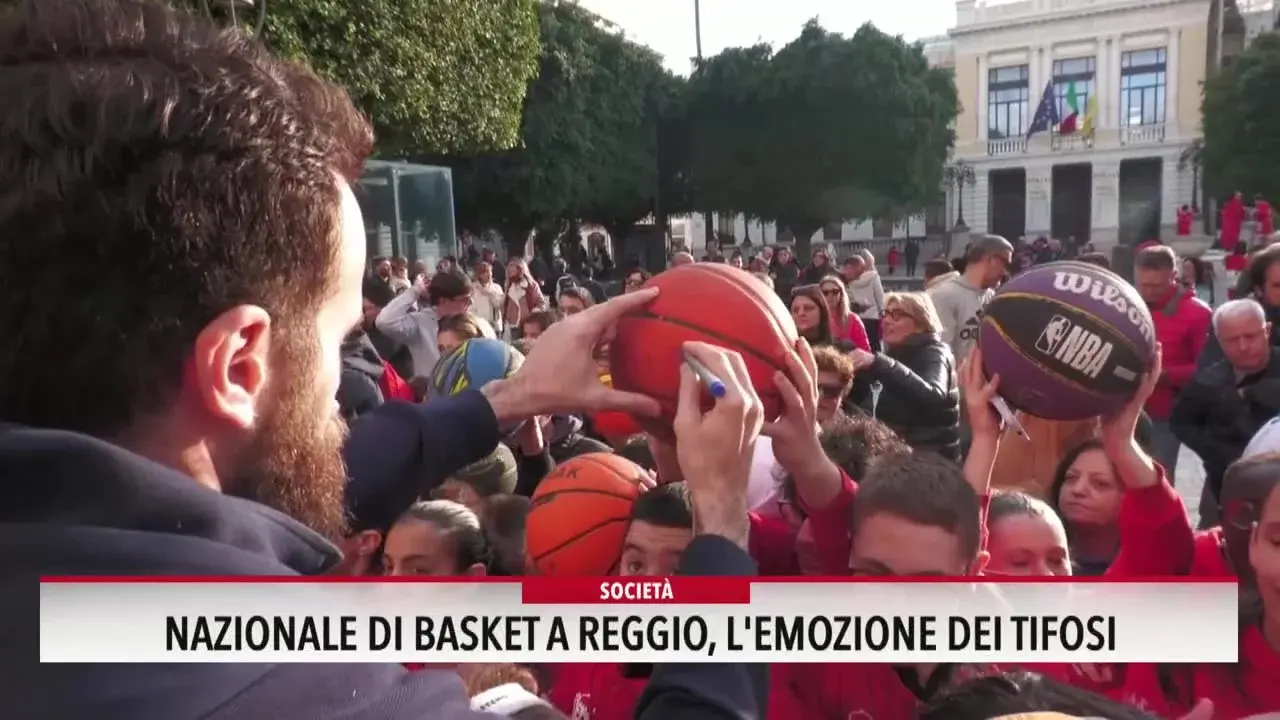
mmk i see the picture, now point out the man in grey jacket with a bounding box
[0,2,766,718]
[927,235,1013,366]
[378,271,490,378]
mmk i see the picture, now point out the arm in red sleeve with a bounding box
[1105,466,1195,577]
[1165,301,1212,386]
[848,315,871,352]
[747,513,800,576]
[798,469,857,575]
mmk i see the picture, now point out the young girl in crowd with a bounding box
[789,285,835,348]
[817,275,870,352]
[381,500,492,577]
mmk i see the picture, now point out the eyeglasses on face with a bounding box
[883,307,912,321]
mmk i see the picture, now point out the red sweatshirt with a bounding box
[778,659,999,719]
[1109,625,1280,718]
[1101,468,1195,577]
[748,512,801,576]
[1191,528,1234,576]
[801,469,860,576]
[1145,286,1212,420]
[547,663,644,720]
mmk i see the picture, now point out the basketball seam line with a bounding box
[991,291,1145,357]
[532,488,638,505]
[628,311,785,369]
[530,517,629,562]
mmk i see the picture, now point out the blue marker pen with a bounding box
[684,355,727,398]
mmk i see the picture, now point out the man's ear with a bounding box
[190,306,273,430]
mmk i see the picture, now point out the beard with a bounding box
[226,325,350,541]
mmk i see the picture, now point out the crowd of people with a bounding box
[9,1,1280,719]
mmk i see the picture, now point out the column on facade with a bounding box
[1091,161,1121,246]
[972,170,991,235]
[977,54,988,141]
[1167,30,1181,131]
[1106,37,1121,130]
[1161,153,1185,229]
[1025,166,1053,236]
[1095,38,1110,130]
[1028,47,1042,107]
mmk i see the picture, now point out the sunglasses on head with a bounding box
[790,284,820,297]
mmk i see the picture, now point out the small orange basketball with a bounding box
[527,453,648,576]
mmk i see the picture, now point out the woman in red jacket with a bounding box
[1105,452,1280,718]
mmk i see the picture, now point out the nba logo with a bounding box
[1035,315,1072,355]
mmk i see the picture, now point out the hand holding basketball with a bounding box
[959,348,1002,438]
[673,342,762,548]
[1099,342,1162,453]
[485,289,664,422]
[763,340,831,491]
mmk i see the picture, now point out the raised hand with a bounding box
[672,341,763,549]
[482,289,663,422]
[762,339,842,508]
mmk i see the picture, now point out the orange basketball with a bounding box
[608,263,799,439]
[527,452,648,576]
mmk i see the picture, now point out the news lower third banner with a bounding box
[40,577,1238,664]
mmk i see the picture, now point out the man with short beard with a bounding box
[0,1,765,719]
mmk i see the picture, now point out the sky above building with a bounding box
[575,0,959,74]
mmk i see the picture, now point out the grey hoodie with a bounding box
[926,273,992,364]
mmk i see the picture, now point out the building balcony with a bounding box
[1120,123,1166,145]
[1050,131,1095,152]
[987,136,1027,155]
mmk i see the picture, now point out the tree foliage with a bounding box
[448,0,681,256]
[685,20,958,257]
[259,0,540,156]
[1202,33,1280,201]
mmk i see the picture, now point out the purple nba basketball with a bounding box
[978,260,1157,420]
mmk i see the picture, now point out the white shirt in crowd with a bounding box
[471,280,506,334]
[846,270,885,321]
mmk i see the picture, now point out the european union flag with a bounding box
[1026,81,1059,140]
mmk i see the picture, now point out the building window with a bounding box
[1052,57,1095,121]
[987,64,1030,138]
[1120,48,1166,127]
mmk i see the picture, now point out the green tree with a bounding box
[449,1,679,259]
[259,0,541,156]
[686,21,958,259]
[1202,33,1280,202]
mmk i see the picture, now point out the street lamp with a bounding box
[198,0,268,35]
[944,161,977,234]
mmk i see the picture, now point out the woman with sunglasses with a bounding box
[847,291,960,460]
[818,275,870,352]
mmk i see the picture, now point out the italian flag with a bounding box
[1058,81,1081,134]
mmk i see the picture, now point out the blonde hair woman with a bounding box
[848,292,960,460]
[817,275,870,351]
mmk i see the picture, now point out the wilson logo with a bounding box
[1034,315,1113,379]
[1050,271,1155,346]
